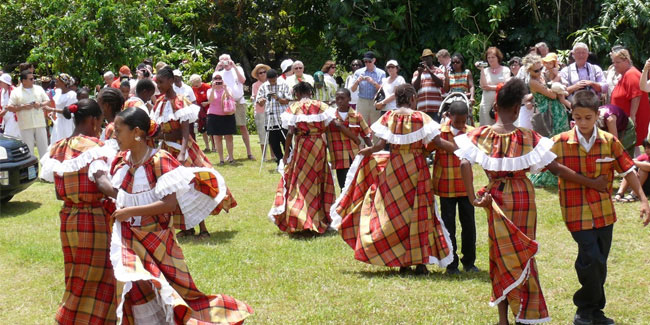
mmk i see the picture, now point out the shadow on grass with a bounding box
[0,200,42,218]
[274,229,339,241]
[177,230,238,245]
[344,267,491,282]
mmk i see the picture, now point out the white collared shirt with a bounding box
[576,126,598,152]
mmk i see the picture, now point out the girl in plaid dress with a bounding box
[98,87,126,155]
[331,84,456,275]
[152,67,223,239]
[269,82,337,234]
[454,79,608,325]
[109,107,251,324]
[39,99,119,324]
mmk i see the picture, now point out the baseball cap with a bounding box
[172,69,182,77]
[280,59,294,73]
[0,73,11,86]
[119,65,132,77]
[363,51,375,60]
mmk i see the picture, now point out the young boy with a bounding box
[327,88,372,188]
[428,100,477,274]
[550,90,650,325]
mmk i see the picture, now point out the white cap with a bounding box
[0,73,11,86]
[280,59,294,73]
[172,69,182,77]
[386,60,399,67]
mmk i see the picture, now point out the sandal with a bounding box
[614,193,627,203]
[176,229,195,238]
[197,230,210,239]
[624,193,639,202]
[227,158,235,164]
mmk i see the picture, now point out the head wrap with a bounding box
[58,73,75,87]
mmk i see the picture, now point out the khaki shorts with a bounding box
[235,103,247,126]
[254,112,267,144]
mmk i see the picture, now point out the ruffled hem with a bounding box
[267,151,293,221]
[515,316,552,324]
[427,199,455,267]
[177,167,229,229]
[153,100,200,124]
[489,258,534,307]
[454,134,557,173]
[371,119,441,145]
[329,154,366,230]
[280,106,335,129]
[39,145,115,181]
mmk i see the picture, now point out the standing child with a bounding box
[550,90,650,325]
[428,100,477,274]
[326,88,372,188]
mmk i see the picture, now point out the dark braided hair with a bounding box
[62,99,102,125]
[156,66,174,80]
[395,84,417,107]
[496,78,527,111]
[135,79,155,96]
[118,107,151,134]
[293,81,313,98]
[97,87,125,117]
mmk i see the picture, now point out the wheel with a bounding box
[0,195,13,204]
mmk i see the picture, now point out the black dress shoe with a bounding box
[592,311,614,325]
[573,313,593,325]
[414,264,429,275]
[463,265,480,272]
[446,267,461,275]
[399,266,411,274]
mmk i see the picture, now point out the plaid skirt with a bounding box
[161,137,212,169]
[333,152,453,267]
[56,201,117,324]
[481,177,550,323]
[111,215,253,324]
[270,134,335,233]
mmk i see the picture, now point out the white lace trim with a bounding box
[329,154,366,230]
[427,199,455,268]
[453,134,557,173]
[267,152,293,220]
[110,222,176,325]
[489,255,535,307]
[370,118,441,145]
[280,106,335,129]
[176,167,229,229]
[87,160,109,183]
[151,99,199,124]
[39,144,115,181]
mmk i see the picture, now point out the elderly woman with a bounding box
[611,49,650,147]
[48,73,78,143]
[251,64,273,160]
[525,54,570,188]
[477,47,511,126]
[321,60,337,86]
[190,74,213,152]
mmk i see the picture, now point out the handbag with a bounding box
[531,100,553,137]
[374,87,386,110]
[221,90,236,114]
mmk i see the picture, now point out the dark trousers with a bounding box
[571,225,613,318]
[426,111,442,123]
[335,168,349,189]
[267,127,287,164]
[439,196,476,270]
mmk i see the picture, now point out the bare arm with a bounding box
[623,171,650,226]
[460,160,476,203]
[605,115,618,139]
[359,138,387,156]
[468,71,476,103]
[112,194,178,222]
[546,160,607,192]
[283,126,295,164]
[178,121,190,162]
[629,96,641,124]
[413,70,423,91]
[641,59,650,92]
[529,79,558,99]
[431,135,457,153]
[93,171,117,199]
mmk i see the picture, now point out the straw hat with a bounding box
[420,49,435,59]
[251,64,271,80]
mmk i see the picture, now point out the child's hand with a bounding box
[640,200,650,227]
[359,147,374,157]
[112,208,132,222]
[472,193,492,208]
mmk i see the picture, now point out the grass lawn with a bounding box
[1,139,649,324]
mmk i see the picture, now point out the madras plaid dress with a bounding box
[110,150,252,324]
[551,128,635,232]
[331,111,453,267]
[454,126,555,323]
[269,99,336,233]
[428,121,474,197]
[40,135,117,324]
[326,108,372,170]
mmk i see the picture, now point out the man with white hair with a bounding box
[285,61,314,91]
[560,42,608,100]
[172,69,197,104]
[103,71,115,88]
[214,54,255,160]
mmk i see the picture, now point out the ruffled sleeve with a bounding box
[453,130,557,173]
[40,144,115,183]
[370,111,441,145]
[152,97,200,124]
[280,101,335,128]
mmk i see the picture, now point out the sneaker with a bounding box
[446,267,461,275]
[463,265,480,273]
[592,311,614,325]
[573,313,593,325]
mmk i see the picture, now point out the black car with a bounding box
[0,134,39,203]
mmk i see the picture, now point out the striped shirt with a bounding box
[448,70,471,93]
[412,68,445,113]
[256,81,290,128]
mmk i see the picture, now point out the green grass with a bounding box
[1,138,649,324]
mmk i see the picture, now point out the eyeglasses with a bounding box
[257,71,267,75]
[387,66,397,69]
[363,59,372,63]
[294,67,304,70]
[510,63,520,67]
[532,68,542,73]
[26,78,34,81]
[329,66,336,69]
[451,61,461,64]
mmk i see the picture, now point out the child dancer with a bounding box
[550,90,649,325]
[110,107,251,324]
[39,99,118,323]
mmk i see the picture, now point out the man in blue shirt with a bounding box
[351,51,385,132]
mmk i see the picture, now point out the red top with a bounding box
[611,67,650,146]
[192,83,211,107]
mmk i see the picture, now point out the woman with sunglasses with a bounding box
[444,53,476,124]
[525,54,570,188]
[344,59,363,108]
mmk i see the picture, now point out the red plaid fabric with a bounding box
[413,69,444,113]
[111,150,252,324]
[461,127,550,323]
[103,122,115,141]
[46,135,117,324]
[271,101,336,233]
[326,108,372,169]
[428,120,474,197]
[551,128,635,232]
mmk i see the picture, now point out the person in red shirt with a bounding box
[190,74,213,152]
[615,139,650,201]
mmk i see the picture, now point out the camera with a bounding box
[266,92,276,100]
[419,62,427,68]
[475,61,488,68]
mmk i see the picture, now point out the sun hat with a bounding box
[0,73,11,86]
[251,64,271,80]
[420,49,435,59]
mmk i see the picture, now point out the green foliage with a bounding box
[598,0,650,67]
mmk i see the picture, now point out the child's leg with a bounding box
[498,301,509,325]
[569,225,613,319]
[457,196,477,269]
[439,197,459,270]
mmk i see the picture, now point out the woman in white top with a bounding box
[49,73,78,143]
[375,60,406,112]
[344,59,362,108]
[477,47,510,126]
[0,73,20,137]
